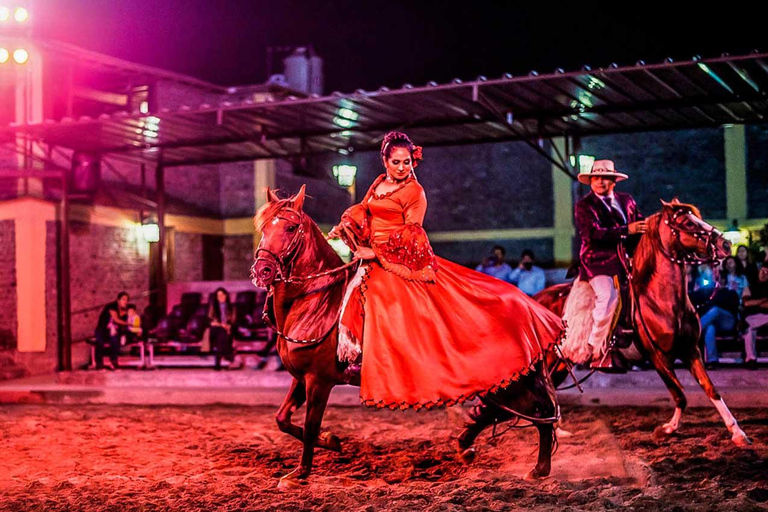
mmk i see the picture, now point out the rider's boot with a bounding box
[590,344,627,373]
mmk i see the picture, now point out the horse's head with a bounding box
[251,185,308,288]
[658,198,731,264]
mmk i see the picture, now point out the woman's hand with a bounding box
[354,247,376,261]
[327,225,342,240]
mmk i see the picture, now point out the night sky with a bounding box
[32,1,767,93]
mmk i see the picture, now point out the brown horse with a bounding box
[535,199,751,446]
[251,186,560,489]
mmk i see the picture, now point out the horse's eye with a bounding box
[286,225,297,233]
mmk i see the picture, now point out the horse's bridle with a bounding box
[251,207,360,345]
[660,208,721,266]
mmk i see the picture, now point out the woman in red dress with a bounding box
[330,131,565,410]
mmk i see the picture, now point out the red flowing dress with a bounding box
[336,175,565,410]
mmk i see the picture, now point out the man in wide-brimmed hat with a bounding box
[567,159,646,370]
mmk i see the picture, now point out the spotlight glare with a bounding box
[0,48,9,64]
[0,6,9,22]
[13,48,29,64]
[14,6,28,22]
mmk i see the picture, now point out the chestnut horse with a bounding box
[535,200,751,446]
[251,186,560,489]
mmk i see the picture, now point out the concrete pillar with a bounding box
[254,159,277,250]
[724,124,747,222]
[2,198,55,352]
[551,137,574,266]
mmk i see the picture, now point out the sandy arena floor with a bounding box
[0,404,766,511]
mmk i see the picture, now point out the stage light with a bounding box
[0,48,9,64]
[0,6,10,22]
[578,154,595,175]
[12,48,28,64]
[14,6,28,22]
[140,222,160,243]
[332,164,357,187]
[723,219,748,252]
[139,101,149,114]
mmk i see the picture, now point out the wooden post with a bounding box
[59,168,72,371]
[156,163,167,312]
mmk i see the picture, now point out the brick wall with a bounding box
[172,232,203,282]
[223,235,254,281]
[0,220,17,350]
[580,128,727,219]
[66,222,150,342]
[220,162,255,217]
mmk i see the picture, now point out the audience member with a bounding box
[475,245,514,282]
[208,287,241,370]
[94,291,130,370]
[742,259,768,370]
[688,264,716,309]
[736,245,759,290]
[508,249,546,296]
[701,256,750,369]
[123,304,143,344]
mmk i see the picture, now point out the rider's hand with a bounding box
[628,221,648,235]
[354,247,376,261]
[326,225,342,240]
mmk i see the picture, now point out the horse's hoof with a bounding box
[732,430,752,448]
[318,432,342,453]
[458,447,476,465]
[524,467,551,481]
[661,423,677,435]
[652,426,670,441]
[277,469,306,491]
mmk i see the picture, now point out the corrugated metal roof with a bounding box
[3,51,768,168]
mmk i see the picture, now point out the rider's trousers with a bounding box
[587,275,619,354]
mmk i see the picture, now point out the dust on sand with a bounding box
[0,404,766,511]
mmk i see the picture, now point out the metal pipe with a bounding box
[155,163,167,312]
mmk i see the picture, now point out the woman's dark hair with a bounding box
[380,131,415,160]
[117,291,129,300]
[723,255,744,276]
[736,244,751,261]
[210,288,232,322]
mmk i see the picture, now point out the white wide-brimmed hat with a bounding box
[578,159,629,184]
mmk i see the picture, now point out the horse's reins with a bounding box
[252,208,360,345]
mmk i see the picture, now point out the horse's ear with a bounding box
[671,197,681,205]
[265,187,279,203]
[292,185,307,211]
[660,199,672,208]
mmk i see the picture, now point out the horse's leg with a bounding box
[278,379,334,490]
[275,377,342,452]
[456,401,497,464]
[525,423,554,481]
[646,350,688,437]
[688,354,751,447]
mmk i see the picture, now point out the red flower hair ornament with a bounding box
[412,145,424,168]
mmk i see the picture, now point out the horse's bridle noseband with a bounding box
[661,208,721,266]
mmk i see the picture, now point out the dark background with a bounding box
[33,1,767,92]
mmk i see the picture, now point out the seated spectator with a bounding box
[736,245,759,290]
[701,256,750,369]
[741,259,768,370]
[208,288,242,371]
[509,249,546,296]
[122,304,143,345]
[475,245,513,282]
[93,291,130,370]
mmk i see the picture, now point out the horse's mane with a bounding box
[633,201,701,287]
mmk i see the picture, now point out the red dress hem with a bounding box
[358,322,566,411]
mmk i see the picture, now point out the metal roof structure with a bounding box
[3,50,768,173]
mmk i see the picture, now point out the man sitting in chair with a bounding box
[565,160,646,370]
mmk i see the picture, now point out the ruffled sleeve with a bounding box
[372,182,438,282]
